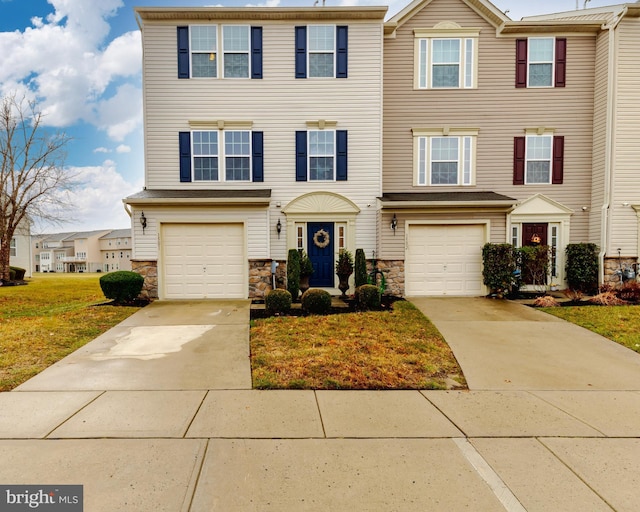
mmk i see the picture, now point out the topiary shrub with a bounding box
[355,284,381,311]
[99,271,144,303]
[518,245,550,290]
[10,266,26,280]
[265,288,292,316]
[565,243,599,294]
[354,248,368,288]
[287,249,301,300]
[301,288,332,315]
[482,243,517,297]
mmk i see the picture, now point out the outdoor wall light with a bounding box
[390,213,398,234]
[140,211,147,234]
[276,218,282,239]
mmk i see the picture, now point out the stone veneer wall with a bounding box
[603,257,638,287]
[249,259,287,299]
[131,260,158,300]
[369,260,405,297]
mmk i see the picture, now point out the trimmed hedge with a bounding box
[99,271,144,303]
[301,288,332,315]
[355,284,381,311]
[482,243,517,297]
[565,243,599,294]
[10,266,26,280]
[354,248,368,288]
[265,289,292,316]
[287,249,301,300]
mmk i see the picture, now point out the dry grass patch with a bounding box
[0,274,141,390]
[250,300,466,390]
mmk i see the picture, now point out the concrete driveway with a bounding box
[409,297,640,390]
[16,300,252,391]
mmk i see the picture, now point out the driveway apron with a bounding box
[409,297,640,390]
[15,300,252,391]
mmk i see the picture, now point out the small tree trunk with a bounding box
[0,240,11,282]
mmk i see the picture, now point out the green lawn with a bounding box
[0,273,142,391]
[542,305,640,353]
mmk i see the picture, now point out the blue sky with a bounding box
[0,0,622,232]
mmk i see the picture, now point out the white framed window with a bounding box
[192,130,252,182]
[10,238,16,257]
[337,225,346,251]
[528,37,554,87]
[525,135,552,184]
[511,225,519,247]
[415,26,479,90]
[190,25,217,78]
[295,224,305,251]
[550,225,558,277]
[222,25,250,78]
[309,130,335,181]
[308,25,335,78]
[413,129,477,186]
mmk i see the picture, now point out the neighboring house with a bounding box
[524,2,640,285]
[99,229,132,272]
[125,6,387,299]
[378,0,607,296]
[33,230,112,273]
[4,217,32,278]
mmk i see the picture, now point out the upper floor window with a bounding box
[413,128,477,186]
[414,25,479,90]
[295,25,348,79]
[296,129,348,182]
[513,132,564,184]
[179,128,263,183]
[10,238,16,257]
[178,25,262,79]
[516,37,566,88]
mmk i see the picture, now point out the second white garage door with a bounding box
[162,223,245,299]
[406,224,485,296]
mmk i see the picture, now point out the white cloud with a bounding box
[53,162,142,231]
[96,83,143,142]
[116,144,131,153]
[0,0,142,140]
[94,147,110,153]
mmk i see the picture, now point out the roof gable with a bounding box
[386,0,509,35]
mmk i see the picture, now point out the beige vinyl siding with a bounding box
[131,206,268,261]
[609,16,640,256]
[379,210,506,260]
[141,19,383,260]
[383,0,596,244]
[588,29,609,246]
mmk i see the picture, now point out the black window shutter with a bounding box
[336,26,348,79]
[552,135,564,184]
[179,132,192,182]
[295,131,307,181]
[177,26,190,79]
[295,26,307,79]
[555,38,567,88]
[251,27,263,79]
[252,131,264,182]
[515,39,527,88]
[513,137,525,185]
[336,130,348,181]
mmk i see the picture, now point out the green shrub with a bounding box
[301,288,332,315]
[482,243,516,297]
[265,289,292,316]
[287,249,301,300]
[565,243,599,294]
[354,248,368,287]
[355,284,381,311]
[335,249,354,276]
[10,266,26,280]
[99,271,144,303]
[299,250,314,278]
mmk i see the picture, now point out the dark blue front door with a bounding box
[307,222,334,287]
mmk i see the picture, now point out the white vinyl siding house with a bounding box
[126,7,386,299]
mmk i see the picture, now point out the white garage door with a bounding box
[406,224,485,296]
[162,223,245,299]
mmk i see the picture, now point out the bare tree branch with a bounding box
[0,93,75,281]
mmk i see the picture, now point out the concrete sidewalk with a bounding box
[1,299,639,511]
